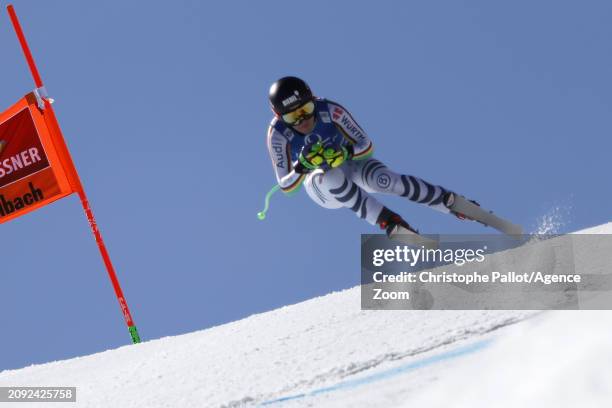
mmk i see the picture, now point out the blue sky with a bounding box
[0,1,610,371]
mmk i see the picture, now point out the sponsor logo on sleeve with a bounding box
[340,115,366,141]
[271,141,285,169]
[332,107,343,120]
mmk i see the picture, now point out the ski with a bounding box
[448,195,523,236]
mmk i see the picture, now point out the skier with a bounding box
[266,76,473,237]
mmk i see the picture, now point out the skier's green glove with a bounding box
[322,144,349,168]
[298,141,325,170]
[299,141,349,170]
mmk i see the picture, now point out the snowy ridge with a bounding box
[0,223,610,408]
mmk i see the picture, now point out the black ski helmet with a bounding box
[269,76,314,115]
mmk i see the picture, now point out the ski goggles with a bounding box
[281,101,315,125]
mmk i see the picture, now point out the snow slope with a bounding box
[0,223,610,408]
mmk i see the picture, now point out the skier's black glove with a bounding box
[293,159,311,174]
[345,143,355,160]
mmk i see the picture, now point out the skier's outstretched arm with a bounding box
[266,124,307,194]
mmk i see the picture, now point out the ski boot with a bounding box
[443,192,480,220]
[377,207,418,237]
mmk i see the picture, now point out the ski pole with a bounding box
[257,184,281,220]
